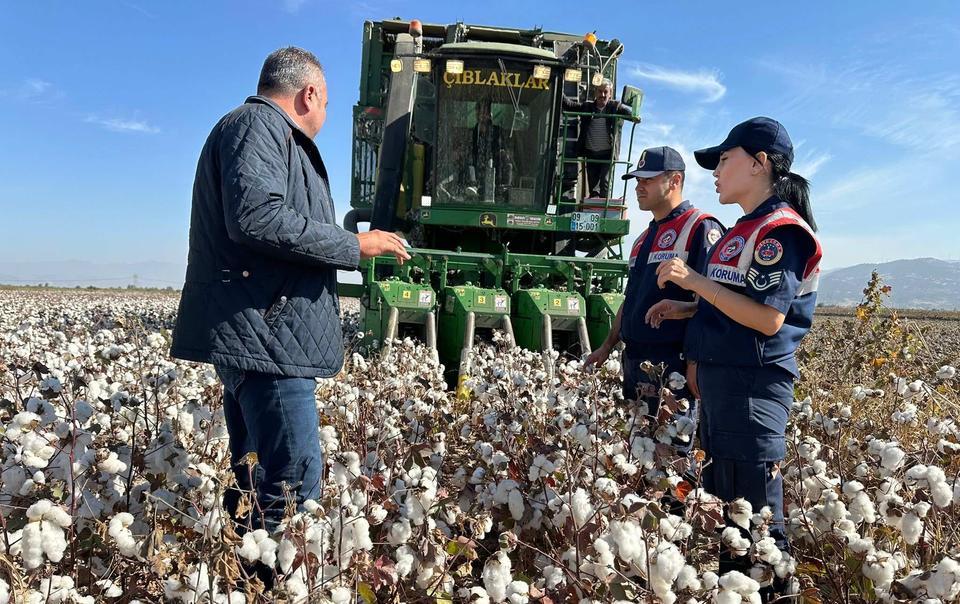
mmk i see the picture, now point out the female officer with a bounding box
[646,117,821,578]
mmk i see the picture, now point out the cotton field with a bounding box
[0,283,958,603]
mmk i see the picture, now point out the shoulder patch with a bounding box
[706,228,722,246]
[746,268,783,292]
[754,238,784,266]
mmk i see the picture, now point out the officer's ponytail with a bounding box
[768,153,817,232]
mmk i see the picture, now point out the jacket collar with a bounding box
[650,200,692,226]
[739,195,787,223]
[245,95,317,147]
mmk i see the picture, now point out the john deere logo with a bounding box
[480,213,497,227]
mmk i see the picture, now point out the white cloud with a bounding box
[0,78,58,102]
[626,63,726,103]
[759,61,960,157]
[792,150,832,179]
[85,115,160,134]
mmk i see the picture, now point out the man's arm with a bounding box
[584,304,623,368]
[220,116,361,270]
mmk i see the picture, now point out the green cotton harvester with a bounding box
[339,18,644,389]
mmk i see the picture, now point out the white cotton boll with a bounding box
[754,537,782,565]
[722,527,750,557]
[927,557,960,599]
[508,489,524,521]
[318,425,339,454]
[659,514,693,541]
[728,498,753,530]
[901,512,923,545]
[668,372,686,390]
[603,358,621,374]
[0,578,7,604]
[369,504,388,525]
[797,437,821,461]
[581,538,615,582]
[774,552,797,579]
[277,538,297,574]
[863,550,900,589]
[594,477,620,500]
[505,580,529,604]
[98,451,128,475]
[96,578,123,599]
[676,564,701,591]
[528,454,556,481]
[542,565,565,590]
[702,571,720,590]
[329,586,351,604]
[192,508,223,537]
[649,542,685,602]
[718,571,761,601]
[880,444,906,470]
[108,512,139,557]
[482,551,513,603]
[936,365,956,380]
[610,520,648,569]
[395,544,416,578]
[388,519,412,545]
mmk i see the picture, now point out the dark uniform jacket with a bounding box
[170,96,360,378]
[562,98,634,155]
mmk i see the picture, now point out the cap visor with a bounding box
[621,169,666,180]
[693,145,729,170]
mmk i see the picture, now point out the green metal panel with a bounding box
[418,207,629,235]
[586,292,623,350]
[512,288,585,351]
[437,285,511,369]
[361,280,436,344]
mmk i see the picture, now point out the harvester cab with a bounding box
[341,19,643,387]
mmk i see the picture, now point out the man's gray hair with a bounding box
[598,78,613,91]
[258,47,325,96]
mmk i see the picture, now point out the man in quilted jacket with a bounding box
[171,47,409,532]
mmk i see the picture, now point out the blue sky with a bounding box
[2,1,959,283]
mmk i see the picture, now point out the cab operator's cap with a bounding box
[693,116,794,170]
[622,146,686,180]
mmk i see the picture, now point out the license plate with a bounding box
[570,211,600,232]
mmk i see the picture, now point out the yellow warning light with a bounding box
[390,59,403,73]
[413,58,432,73]
[564,68,582,83]
[583,32,597,47]
[445,59,464,74]
[532,65,551,80]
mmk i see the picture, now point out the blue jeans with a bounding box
[216,366,324,532]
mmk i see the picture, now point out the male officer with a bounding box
[585,146,723,418]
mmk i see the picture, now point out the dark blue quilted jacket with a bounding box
[170,96,360,378]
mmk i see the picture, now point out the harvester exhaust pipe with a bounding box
[541,314,555,382]
[500,315,516,348]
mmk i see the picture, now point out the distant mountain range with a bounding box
[817,257,960,310]
[0,260,186,289]
[2,257,958,310]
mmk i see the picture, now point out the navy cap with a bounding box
[694,116,794,170]
[622,146,686,180]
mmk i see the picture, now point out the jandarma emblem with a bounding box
[718,236,745,261]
